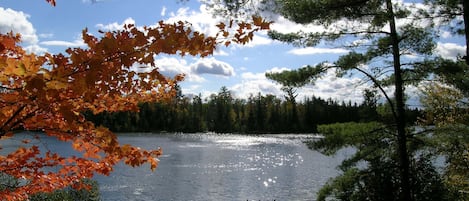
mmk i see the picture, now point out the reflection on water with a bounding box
[95,133,348,201]
[0,133,349,200]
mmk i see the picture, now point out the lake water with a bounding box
[1,133,350,201]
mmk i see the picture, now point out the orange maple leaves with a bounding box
[45,0,56,6]
[217,16,271,46]
[0,14,270,200]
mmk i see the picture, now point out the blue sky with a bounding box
[0,0,466,105]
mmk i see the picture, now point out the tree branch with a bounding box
[0,104,27,137]
[348,66,398,121]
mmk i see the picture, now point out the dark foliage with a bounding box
[86,88,420,134]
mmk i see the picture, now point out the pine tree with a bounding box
[205,0,448,200]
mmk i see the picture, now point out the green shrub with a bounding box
[30,179,101,201]
[0,173,100,201]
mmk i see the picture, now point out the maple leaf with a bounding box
[252,15,271,30]
[216,22,226,30]
[45,0,56,6]
[0,34,17,51]
[0,2,270,200]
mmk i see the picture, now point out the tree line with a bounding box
[86,86,420,134]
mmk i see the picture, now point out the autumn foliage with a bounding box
[0,4,270,199]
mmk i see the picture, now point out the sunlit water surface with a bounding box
[1,133,350,201]
[97,133,349,201]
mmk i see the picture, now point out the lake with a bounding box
[1,133,350,201]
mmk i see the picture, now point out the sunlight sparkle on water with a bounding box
[263,177,277,187]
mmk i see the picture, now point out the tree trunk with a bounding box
[463,0,469,65]
[386,0,413,200]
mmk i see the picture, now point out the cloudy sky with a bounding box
[0,0,466,105]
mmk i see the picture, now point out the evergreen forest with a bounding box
[86,86,421,133]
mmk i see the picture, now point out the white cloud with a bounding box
[269,12,369,37]
[96,17,136,31]
[39,33,54,38]
[266,66,291,74]
[166,4,272,48]
[161,6,167,17]
[0,7,46,54]
[297,69,371,103]
[191,57,235,77]
[240,67,370,103]
[231,71,283,99]
[230,67,367,103]
[0,7,37,44]
[241,34,273,48]
[440,31,451,39]
[93,4,273,52]
[40,39,86,47]
[40,33,86,48]
[181,84,207,97]
[23,44,47,55]
[269,15,325,34]
[296,68,421,106]
[140,56,238,82]
[288,47,349,55]
[405,84,422,108]
[166,5,220,36]
[153,57,205,83]
[214,49,229,56]
[231,67,294,100]
[347,39,370,47]
[435,42,466,60]
[232,66,423,105]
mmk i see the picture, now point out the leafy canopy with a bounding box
[0,1,270,200]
